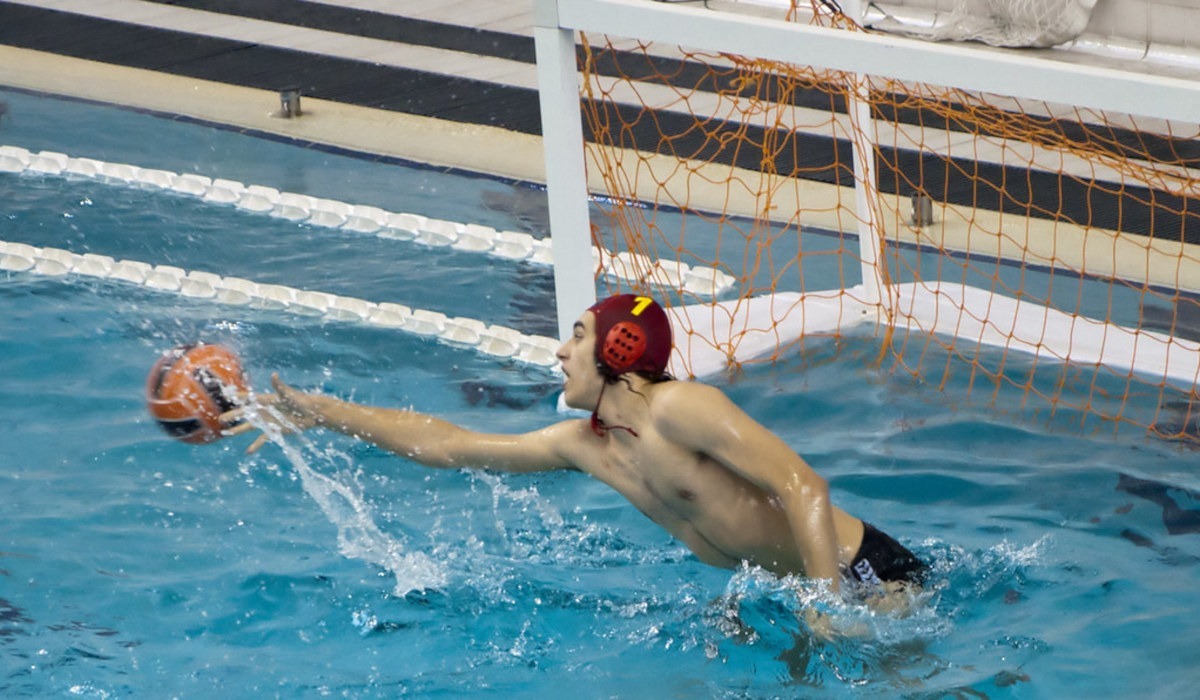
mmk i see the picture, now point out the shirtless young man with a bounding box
[226,294,926,593]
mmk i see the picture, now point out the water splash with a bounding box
[249,406,448,596]
[714,564,944,646]
[693,536,1055,693]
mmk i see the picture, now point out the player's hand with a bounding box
[221,373,322,453]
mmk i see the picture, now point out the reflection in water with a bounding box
[0,596,33,642]
[1117,472,1200,536]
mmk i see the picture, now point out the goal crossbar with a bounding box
[539,0,1200,124]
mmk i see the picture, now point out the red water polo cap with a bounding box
[588,294,672,377]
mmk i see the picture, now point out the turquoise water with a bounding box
[3,90,1200,698]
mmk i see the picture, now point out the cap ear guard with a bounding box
[599,321,648,374]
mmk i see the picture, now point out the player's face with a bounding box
[556,312,602,410]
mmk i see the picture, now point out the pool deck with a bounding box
[0,0,549,183]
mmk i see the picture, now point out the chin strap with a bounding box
[589,380,639,438]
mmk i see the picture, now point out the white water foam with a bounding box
[250,407,449,596]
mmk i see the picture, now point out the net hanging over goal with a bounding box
[570,0,1200,445]
[865,0,1099,49]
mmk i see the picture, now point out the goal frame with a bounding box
[532,0,1200,389]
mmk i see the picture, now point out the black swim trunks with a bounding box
[843,522,928,587]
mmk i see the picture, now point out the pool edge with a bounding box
[0,45,549,187]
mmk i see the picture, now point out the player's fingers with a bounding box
[246,433,270,454]
[219,404,244,423]
[221,419,254,437]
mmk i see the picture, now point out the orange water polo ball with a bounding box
[146,343,249,444]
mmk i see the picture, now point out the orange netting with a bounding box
[575,1,1200,445]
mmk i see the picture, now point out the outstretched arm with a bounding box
[653,382,843,589]
[225,374,580,473]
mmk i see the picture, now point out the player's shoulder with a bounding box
[542,416,596,443]
[652,378,725,404]
[649,379,735,428]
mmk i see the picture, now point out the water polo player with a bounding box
[224,294,927,594]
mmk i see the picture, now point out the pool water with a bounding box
[3,90,1200,698]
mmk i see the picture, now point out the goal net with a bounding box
[538,0,1200,445]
